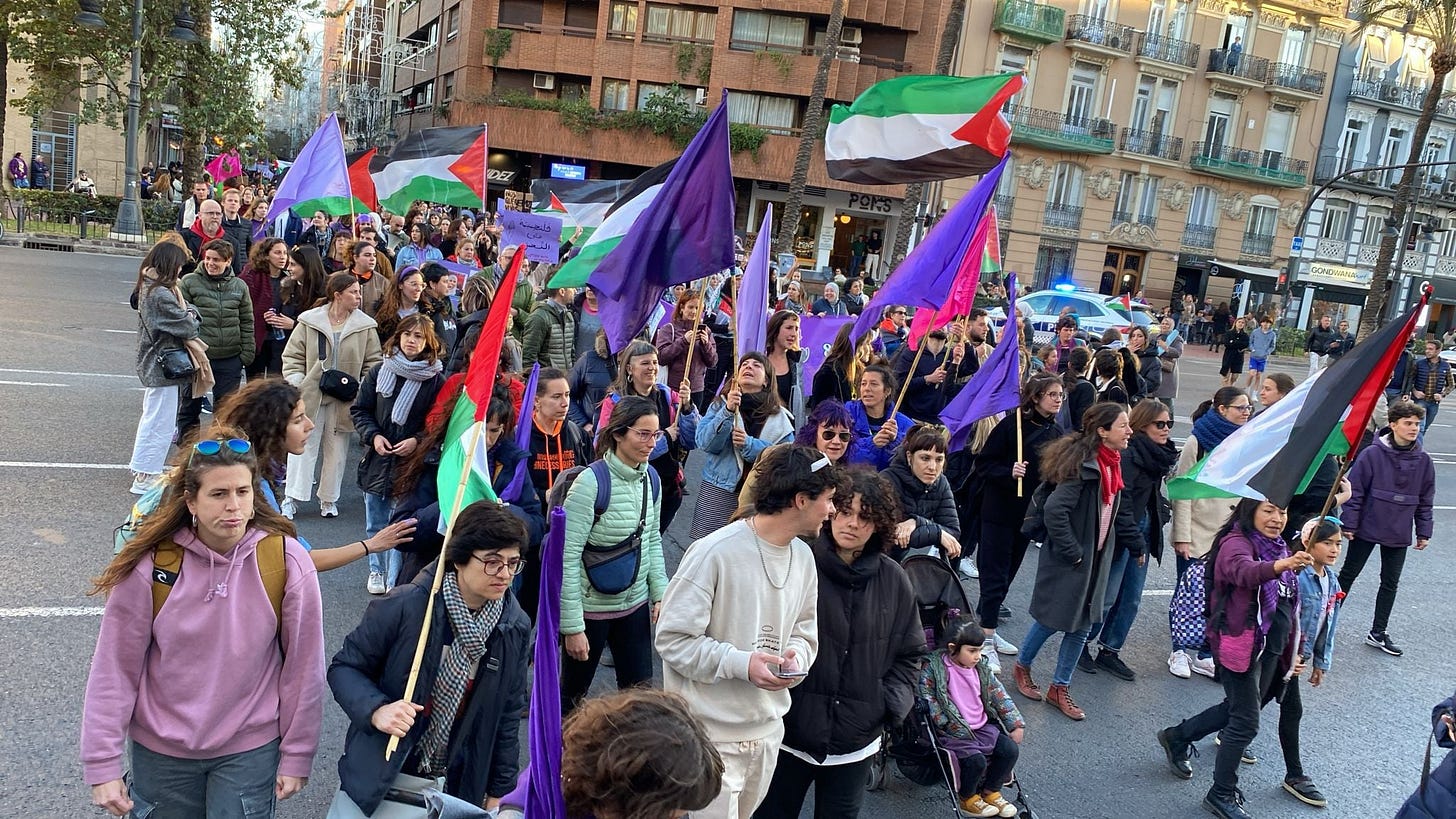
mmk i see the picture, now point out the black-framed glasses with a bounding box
[1224,404,1254,414]
[189,437,250,467]
[1152,420,1174,430]
[471,554,527,577]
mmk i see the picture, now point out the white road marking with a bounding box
[97,329,136,335]
[0,380,69,387]
[0,606,105,618]
[0,368,133,379]
[1143,589,1174,597]
[0,461,130,470]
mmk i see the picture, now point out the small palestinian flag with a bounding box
[530,177,640,242]
[825,73,1024,186]
[1168,296,1428,508]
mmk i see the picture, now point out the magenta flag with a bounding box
[940,273,1020,451]
[908,207,1000,348]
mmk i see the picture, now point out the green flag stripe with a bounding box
[827,74,1019,123]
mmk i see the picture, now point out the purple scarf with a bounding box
[1247,527,1295,631]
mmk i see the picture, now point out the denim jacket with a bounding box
[1296,568,1342,671]
[697,399,795,491]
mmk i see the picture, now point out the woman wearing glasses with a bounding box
[84,430,325,818]
[561,396,670,715]
[1167,387,1253,680]
[328,501,532,816]
[692,354,795,540]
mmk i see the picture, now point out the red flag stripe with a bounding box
[1338,293,1427,452]
[347,148,379,212]
[463,250,524,419]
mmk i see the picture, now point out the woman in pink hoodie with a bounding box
[82,426,325,818]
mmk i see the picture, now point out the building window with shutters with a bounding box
[602,79,631,111]
[644,4,716,44]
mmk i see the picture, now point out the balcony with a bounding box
[1242,232,1276,259]
[991,0,1065,45]
[1044,203,1084,232]
[1065,15,1134,58]
[1313,237,1351,263]
[1135,31,1200,71]
[1190,142,1309,188]
[1349,76,1426,113]
[1313,155,1424,192]
[1182,224,1217,250]
[1007,104,1116,154]
[1119,127,1183,162]
[1266,62,1327,99]
[993,193,1015,222]
[1207,48,1270,89]
[1111,209,1157,230]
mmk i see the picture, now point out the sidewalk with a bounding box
[1176,339,1306,373]
[1,232,148,257]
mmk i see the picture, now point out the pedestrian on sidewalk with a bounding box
[1244,317,1276,393]
[1305,316,1337,380]
[1406,340,1453,434]
[1219,317,1250,387]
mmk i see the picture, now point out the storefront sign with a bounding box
[1303,262,1371,288]
[847,193,895,213]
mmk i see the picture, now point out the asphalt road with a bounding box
[1,246,1451,818]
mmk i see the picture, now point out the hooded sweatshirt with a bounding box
[81,527,325,784]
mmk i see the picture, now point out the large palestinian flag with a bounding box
[371,125,489,214]
[825,73,1024,186]
[1168,298,1427,508]
[546,161,674,288]
[530,177,637,243]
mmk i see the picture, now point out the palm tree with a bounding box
[773,0,844,256]
[1356,0,1456,339]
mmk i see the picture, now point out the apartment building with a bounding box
[1295,3,1456,334]
[946,0,1344,316]
[371,0,954,271]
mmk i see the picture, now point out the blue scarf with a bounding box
[1191,408,1240,453]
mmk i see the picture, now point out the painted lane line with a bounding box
[0,380,69,387]
[1143,589,1174,597]
[0,368,134,380]
[98,329,137,335]
[0,461,130,470]
[0,606,105,618]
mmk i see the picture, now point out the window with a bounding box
[1147,0,1166,34]
[498,0,542,27]
[1138,176,1161,221]
[1246,203,1277,238]
[644,4,716,42]
[1339,119,1366,172]
[1382,126,1409,185]
[609,1,638,35]
[602,79,631,111]
[1278,28,1306,67]
[1086,0,1111,21]
[726,91,799,133]
[1442,217,1456,258]
[1066,62,1098,126]
[1261,105,1295,168]
[560,80,588,101]
[446,4,460,40]
[1187,185,1218,228]
[442,71,455,102]
[731,11,807,49]
[1034,242,1076,289]
[1361,212,1386,247]
[998,45,1032,106]
[1114,171,1137,217]
[1320,202,1350,240]
[637,82,697,110]
[1048,162,1083,207]
[1204,92,1235,155]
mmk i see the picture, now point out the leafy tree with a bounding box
[773,0,843,257]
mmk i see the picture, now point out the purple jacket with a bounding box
[1342,434,1435,547]
[1205,528,1289,674]
[7,156,26,182]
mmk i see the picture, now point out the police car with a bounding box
[989,286,1153,345]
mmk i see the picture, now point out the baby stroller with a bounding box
[877,554,1040,818]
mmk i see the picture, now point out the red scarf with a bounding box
[1096,444,1124,506]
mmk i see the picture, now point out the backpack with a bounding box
[549,460,662,523]
[151,533,287,626]
[1019,480,1056,542]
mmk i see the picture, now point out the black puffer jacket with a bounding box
[1121,433,1177,563]
[881,456,960,561]
[780,531,926,760]
[350,363,445,496]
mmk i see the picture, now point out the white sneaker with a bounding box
[1190,655,1217,678]
[959,560,980,580]
[992,633,1020,656]
[320,501,339,518]
[367,572,386,595]
[129,472,161,495]
[1168,650,1192,679]
[986,651,1002,675]
[280,498,297,520]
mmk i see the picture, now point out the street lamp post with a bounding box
[75,0,198,242]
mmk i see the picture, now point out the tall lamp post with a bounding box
[75,0,199,242]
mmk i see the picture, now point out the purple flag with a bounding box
[591,95,736,352]
[500,363,540,505]
[940,273,1020,451]
[264,114,350,226]
[737,204,773,355]
[800,315,857,390]
[851,155,1009,344]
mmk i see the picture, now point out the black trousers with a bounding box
[977,515,1031,630]
[754,751,872,819]
[1268,672,1305,779]
[560,605,655,715]
[957,731,1020,798]
[1337,537,1409,634]
[245,337,286,379]
[650,453,684,533]
[176,355,243,443]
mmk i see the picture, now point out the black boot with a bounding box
[1076,645,1098,674]
[1202,787,1252,819]
[1157,727,1194,779]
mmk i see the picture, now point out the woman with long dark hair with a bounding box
[765,309,806,422]
[596,341,698,532]
[691,353,795,539]
[127,241,200,495]
[373,266,427,346]
[241,237,293,377]
[1156,499,1314,819]
[283,244,328,317]
[1011,402,1141,721]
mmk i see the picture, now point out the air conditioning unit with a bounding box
[840,26,862,45]
[533,72,556,90]
[693,88,707,105]
[1443,180,1456,196]
[836,46,861,63]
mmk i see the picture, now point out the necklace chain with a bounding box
[747,517,792,590]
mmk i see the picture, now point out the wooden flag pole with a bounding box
[682,277,714,381]
[889,341,927,418]
[1015,408,1025,498]
[385,418,487,761]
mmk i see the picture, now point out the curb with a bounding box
[2,234,149,257]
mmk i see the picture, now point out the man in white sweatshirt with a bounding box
[655,445,838,819]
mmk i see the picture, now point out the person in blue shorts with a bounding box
[1246,316,1277,391]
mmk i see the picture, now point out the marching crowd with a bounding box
[80,179,1453,819]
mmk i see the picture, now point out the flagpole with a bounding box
[890,341,928,419]
[682,277,713,393]
[386,417,486,762]
[1015,409,1024,498]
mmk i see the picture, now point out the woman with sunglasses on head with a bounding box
[880,423,961,564]
[597,341,698,533]
[351,315,446,595]
[561,396,669,715]
[845,365,913,470]
[128,241,201,496]
[241,238,294,378]
[692,353,796,540]
[84,428,325,819]
[281,272,383,520]
[1080,398,1178,681]
[1165,386,1253,679]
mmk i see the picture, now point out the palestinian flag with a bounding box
[825,73,1024,186]
[1167,298,1428,508]
[546,161,674,288]
[346,149,380,213]
[371,125,488,214]
[530,177,638,243]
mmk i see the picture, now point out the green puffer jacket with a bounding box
[179,268,255,364]
[560,450,667,635]
[523,298,578,370]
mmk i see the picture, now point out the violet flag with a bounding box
[850,154,1009,343]
[736,203,773,355]
[500,363,541,505]
[264,114,351,226]
[940,273,1020,451]
[591,93,736,352]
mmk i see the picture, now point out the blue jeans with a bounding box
[364,492,401,587]
[1087,548,1150,652]
[129,738,279,819]
[1019,619,1091,687]
[1418,398,1440,433]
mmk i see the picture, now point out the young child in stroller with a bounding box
[918,617,1025,818]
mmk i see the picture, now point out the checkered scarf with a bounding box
[416,571,503,772]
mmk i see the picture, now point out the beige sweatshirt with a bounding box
[655,519,819,742]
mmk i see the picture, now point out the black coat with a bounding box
[809,360,854,411]
[1121,434,1176,563]
[890,342,978,424]
[881,457,960,560]
[328,566,531,814]
[351,364,445,497]
[977,410,1061,526]
[781,532,926,759]
[1065,377,1096,432]
[1030,458,1142,633]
